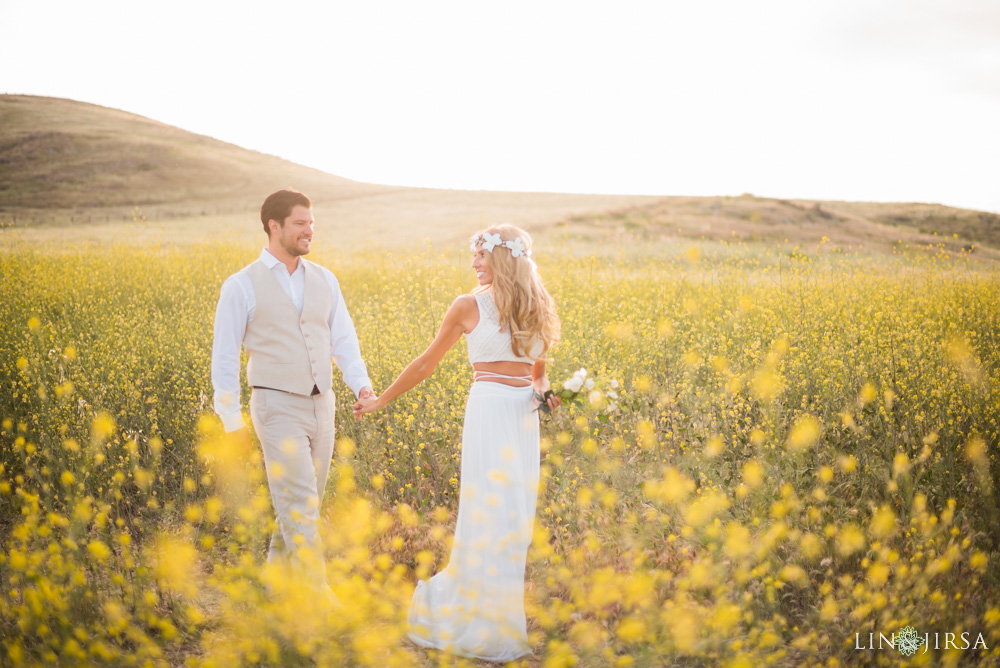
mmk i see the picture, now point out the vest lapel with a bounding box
[259,259,302,314]
[300,259,311,314]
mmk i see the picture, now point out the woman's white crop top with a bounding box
[466,292,543,364]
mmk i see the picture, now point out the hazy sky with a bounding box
[3,0,999,212]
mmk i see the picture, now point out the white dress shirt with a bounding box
[211,248,372,432]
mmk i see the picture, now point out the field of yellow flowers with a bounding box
[1,229,999,667]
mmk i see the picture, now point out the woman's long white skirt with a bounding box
[407,382,540,661]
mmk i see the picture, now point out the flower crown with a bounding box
[469,232,532,258]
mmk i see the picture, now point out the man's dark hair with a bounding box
[260,189,312,236]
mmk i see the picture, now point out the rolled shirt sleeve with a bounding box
[211,275,250,432]
[326,273,372,396]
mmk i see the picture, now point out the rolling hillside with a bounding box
[558,195,1000,257]
[0,94,393,211]
[1,94,997,254]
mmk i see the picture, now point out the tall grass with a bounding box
[1,235,998,666]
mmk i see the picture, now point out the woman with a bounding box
[353,224,561,661]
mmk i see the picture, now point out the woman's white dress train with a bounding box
[407,381,540,661]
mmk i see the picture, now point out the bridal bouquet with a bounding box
[536,367,620,414]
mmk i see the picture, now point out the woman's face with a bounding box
[472,247,494,286]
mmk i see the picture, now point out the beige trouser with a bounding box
[249,387,336,572]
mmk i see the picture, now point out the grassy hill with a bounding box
[0,95,663,246]
[0,94,394,212]
[556,195,1000,257]
[1,94,997,255]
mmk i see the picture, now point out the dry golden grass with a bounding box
[553,195,1000,262]
[2,190,658,250]
[4,94,999,260]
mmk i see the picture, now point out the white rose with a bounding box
[578,368,588,378]
[588,390,603,404]
[608,391,619,400]
[564,376,584,393]
[585,378,595,390]
[610,379,619,389]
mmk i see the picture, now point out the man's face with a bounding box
[271,205,314,257]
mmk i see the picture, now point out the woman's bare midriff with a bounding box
[473,361,533,387]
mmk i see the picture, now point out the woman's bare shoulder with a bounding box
[447,294,480,332]
[448,294,479,317]
[452,294,478,310]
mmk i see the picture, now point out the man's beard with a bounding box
[283,236,310,256]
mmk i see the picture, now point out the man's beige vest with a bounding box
[244,259,333,395]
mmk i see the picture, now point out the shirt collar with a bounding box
[260,248,303,275]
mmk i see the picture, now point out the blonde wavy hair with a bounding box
[472,224,561,358]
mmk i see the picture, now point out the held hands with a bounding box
[352,386,381,419]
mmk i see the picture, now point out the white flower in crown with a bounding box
[482,233,502,252]
[504,236,527,257]
[470,232,503,253]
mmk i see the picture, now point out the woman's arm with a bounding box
[531,358,562,412]
[354,295,475,415]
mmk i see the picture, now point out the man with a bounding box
[211,188,375,589]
